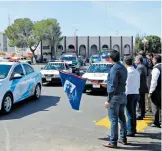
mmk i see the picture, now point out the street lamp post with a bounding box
[74,29,78,52]
[142,37,148,52]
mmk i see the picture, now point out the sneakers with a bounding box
[127,133,135,137]
[118,139,127,145]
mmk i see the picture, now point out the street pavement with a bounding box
[0,66,161,151]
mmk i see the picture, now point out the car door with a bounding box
[10,64,26,103]
[22,64,36,98]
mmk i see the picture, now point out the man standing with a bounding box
[124,56,140,137]
[135,55,148,120]
[149,55,161,128]
[103,50,127,148]
[146,53,154,112]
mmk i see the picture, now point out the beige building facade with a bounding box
[41,36,134,60]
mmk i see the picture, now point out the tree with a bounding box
[135,33,161,53]
[5,18,39,62]
[146,36,161,53]
[41,19,62,58]
[5,18,62,62]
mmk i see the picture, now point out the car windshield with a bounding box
[91,56,100,59]
[102,55,110,59]
[87,64,112,73]
[0,65,12,79]
[44,63,65,70]
[60,56,76,61]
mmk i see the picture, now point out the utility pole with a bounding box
[74,29,78,52]
[8,13,11,26]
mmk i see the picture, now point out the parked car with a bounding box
[101,52,111,62]
[0,62,42,114]
[59,54,80,75]
[89,55,101,64]
[82,62,113,92]
[40,60,72,84]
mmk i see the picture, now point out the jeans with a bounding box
[108,93,127,145]
[126,94,139,134]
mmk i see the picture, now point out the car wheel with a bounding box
[33,84,41,100]
[1,93,13,114]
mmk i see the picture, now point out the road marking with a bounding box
[95,116,153,132]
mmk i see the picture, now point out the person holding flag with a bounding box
[103,50,128,148]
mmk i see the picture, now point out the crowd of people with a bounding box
[103,50,161,148]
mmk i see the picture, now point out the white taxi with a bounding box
[40,61,72,84]
[82,62,113,92]
[0,62,42,114]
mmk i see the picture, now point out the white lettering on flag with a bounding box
[64,80,76,93]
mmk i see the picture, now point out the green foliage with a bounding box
[135,34,161,53]
[5,18,62,55]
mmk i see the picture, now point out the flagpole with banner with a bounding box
[59,71,87,110]
[59,71,107,110]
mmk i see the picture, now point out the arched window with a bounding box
[79,45,86,57]
[113,44,120,51]
[68,45,75,51]
[90,45,98,56]
[124,44,130,55]
[102,44,109,50]
[57,45,63,52]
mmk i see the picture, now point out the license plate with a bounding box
[93,84,100,88]
[46,77,52,81]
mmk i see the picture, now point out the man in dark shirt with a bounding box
[146,53,154,112]
[135,55,148,120]
[103,50,127,148]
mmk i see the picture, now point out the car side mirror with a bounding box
[11,73,22,80]
[41,67,44,70]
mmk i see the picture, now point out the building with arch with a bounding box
[41,36,133,60]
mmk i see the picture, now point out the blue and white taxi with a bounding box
[40,61,72,84]
[0,62,42,114]
[82,62,113,92]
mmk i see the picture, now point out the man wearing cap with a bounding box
[135,55,148,120]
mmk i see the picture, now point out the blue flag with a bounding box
[59,71,87,110]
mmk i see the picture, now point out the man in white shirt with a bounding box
[124,56,140,137]
[149,55,161,128]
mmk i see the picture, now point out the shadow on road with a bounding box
[98,132,161,150]
[0,95,60,120]
[86,91,107,96]
[43,82,62,87]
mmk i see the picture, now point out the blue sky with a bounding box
[0,1,161,37]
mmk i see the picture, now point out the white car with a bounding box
[82,62,113,92]
[40,61,72,84]
[0,62,42,114]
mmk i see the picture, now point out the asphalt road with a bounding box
[0,66,161,151]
